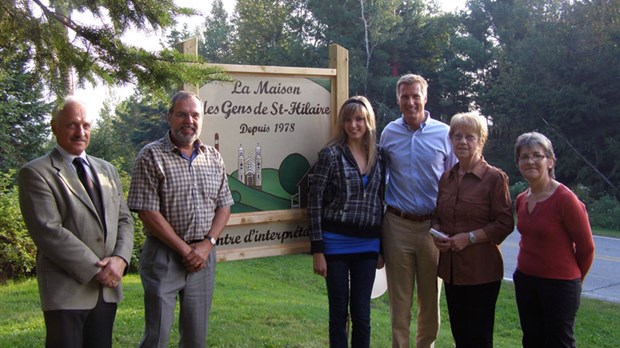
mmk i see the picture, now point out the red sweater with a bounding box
[515,184,595,281]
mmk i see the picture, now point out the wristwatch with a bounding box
[468,231,476,244]
[207,236,217,246]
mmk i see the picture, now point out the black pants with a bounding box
[43,289,117,348]
[513,270,581,348]
[325,253,378,348]
[445,280,501,348]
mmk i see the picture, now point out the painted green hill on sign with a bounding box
[228,168,291,213]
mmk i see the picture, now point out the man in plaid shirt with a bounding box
[128,91,233,348]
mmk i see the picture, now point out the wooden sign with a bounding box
[181,40,348,261]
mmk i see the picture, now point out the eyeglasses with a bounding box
[518,154,546,163]
[452,134,478,142]
[173,112,201,120]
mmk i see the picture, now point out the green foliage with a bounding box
[347,0,403,95]
[199,0,234,63]
[111,160,145,273]
[232,0,322,67]
[571,183,594,206]
[509,181,528,203]
[0,171,36,282]
[587,195,620,230]
[6,0,619,278]
[117,90,170,155]
[88,96,133,171]
[88,88,169,174]
[464,0,620,197]
[437,12,495,121]
[308,0,402,97]
[0,48,52,172]
[0,162,146,280]
[0,0,228,100]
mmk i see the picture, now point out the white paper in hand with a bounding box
[430,228,449,239]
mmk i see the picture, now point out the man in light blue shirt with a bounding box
[380,74,456,348]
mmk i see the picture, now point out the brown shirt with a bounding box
[432,158,514,285]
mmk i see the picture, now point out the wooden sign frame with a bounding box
[178,39,349,261]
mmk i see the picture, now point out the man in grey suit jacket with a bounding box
[18,96,134,348]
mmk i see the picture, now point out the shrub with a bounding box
[509,181,528,203]
[570,184,619,230]
[114,162,145,273]
[587,194,620,230]
[0,170,36,283]
[571,183,594,206]
[0,164,146,281]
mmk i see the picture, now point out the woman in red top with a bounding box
[513,132,595,348]
[432,112,514,348]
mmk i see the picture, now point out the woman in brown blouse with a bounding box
[431,112,514,348]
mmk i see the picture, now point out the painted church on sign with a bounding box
[237,143,263,190]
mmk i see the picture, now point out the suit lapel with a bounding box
[51,150,103,227]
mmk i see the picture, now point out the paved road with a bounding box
[502,232,620,303]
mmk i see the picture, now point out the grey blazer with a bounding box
[18,148,134,311]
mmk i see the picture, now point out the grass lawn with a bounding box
[1,254,619,347]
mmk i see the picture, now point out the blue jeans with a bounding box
[325,253,378,348]
[513,269,581,348]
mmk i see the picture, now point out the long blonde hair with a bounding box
[330,96,378,170]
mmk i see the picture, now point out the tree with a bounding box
[0,48,51,172]
[357,0,403,95]
[0,170,36,281]
[88,93,127,166]
[308,0,374,95]
[231,0,322,67]
[114,89,169,173]
[199,0,234,63]
[463,0,620,197]
[0,0,227,99]
[232,0,291,65]
[87,86,169,174]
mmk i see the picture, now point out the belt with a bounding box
[187,239,204,244]
[387,205,432,222]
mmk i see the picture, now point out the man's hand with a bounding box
[95,256,127,288]
[182,240,212,272]
[376,254,385,270]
